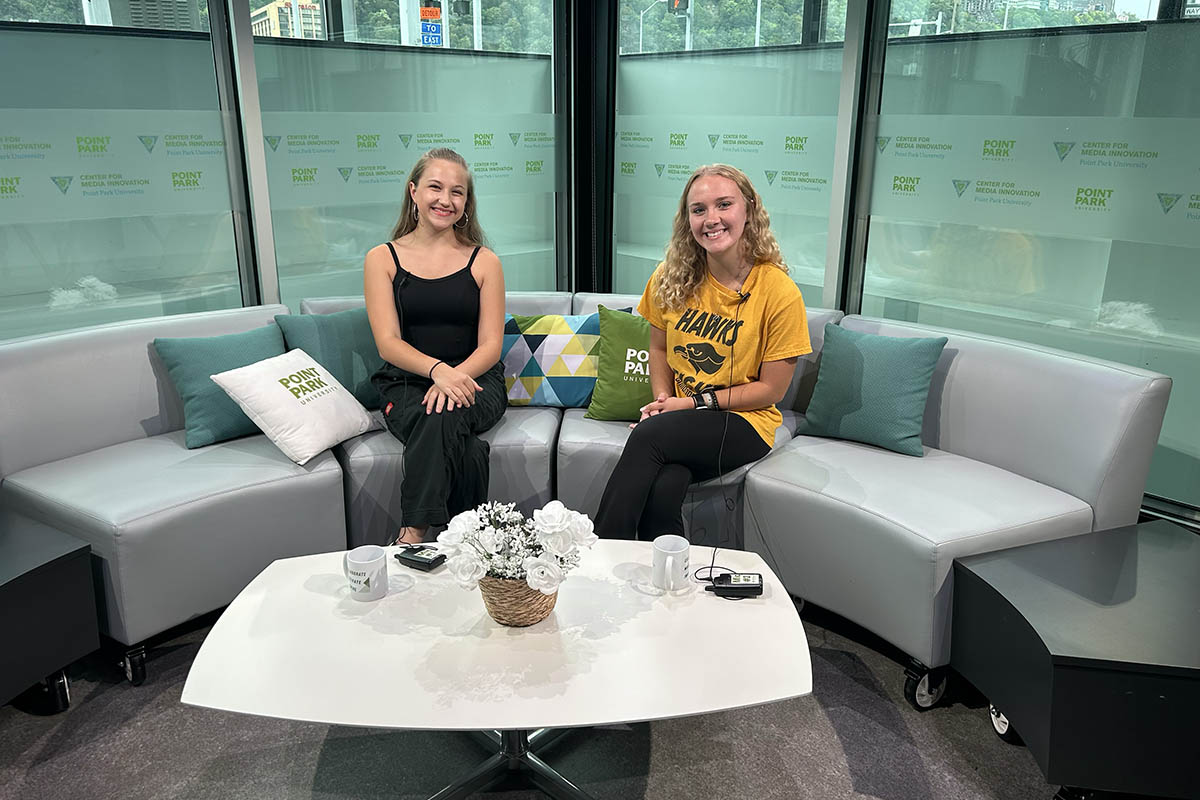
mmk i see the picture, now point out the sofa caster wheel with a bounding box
[122,646,146,686]
[1053,787,1100,800]
[903,664,948,711]
[988,704,1022,745]
[46,670,71,712]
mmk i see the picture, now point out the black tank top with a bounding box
[382,241,482,371]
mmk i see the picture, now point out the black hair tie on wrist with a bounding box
[428,360,444,380]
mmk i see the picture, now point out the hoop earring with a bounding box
[454,211,469,229]
[412,205,418,221]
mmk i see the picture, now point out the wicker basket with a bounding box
[478,576,557,627]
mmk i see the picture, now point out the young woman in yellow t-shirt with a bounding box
[595,164,812,541]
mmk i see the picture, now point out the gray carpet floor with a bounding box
[0,601,1091,800]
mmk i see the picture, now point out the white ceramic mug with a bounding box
[343,545,387,601]
[651,534,690,591]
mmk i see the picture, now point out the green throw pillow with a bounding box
[798,323,948,457]
[275,308,384,409]
[585,305,654,422]
[154,324,287,449]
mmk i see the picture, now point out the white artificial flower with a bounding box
[437,527,464,549]
[522,555,564,595]
[569,511,597,548]
[536,525,576,558]
[447,553,486,589]
[477,525,505,555]
[533,500,573,537]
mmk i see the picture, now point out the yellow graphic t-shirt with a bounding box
[638,262,812,446]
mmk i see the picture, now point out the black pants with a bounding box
[594,409,771,541]
[376,362,507,527]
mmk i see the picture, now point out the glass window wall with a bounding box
[861,16,1200,507]
[613,0,847,301]
[0,19,242,340]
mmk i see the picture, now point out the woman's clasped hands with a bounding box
[423,362,483,414]
[630,391,694,429]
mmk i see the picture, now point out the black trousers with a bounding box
[376,362,507,527]
[594,409,771,541]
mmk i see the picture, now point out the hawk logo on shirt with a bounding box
[674,342,725,375]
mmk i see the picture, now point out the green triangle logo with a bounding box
[138,135,158,153]
[338,167,353,182]
[1157,192,1182,214]
[399,134,412,148]
[708,134,720,148]
[362,576,371,590]
[876,136,890,152]
[1054,141,1075,161]
[655,163,665,177]
[953,179,970,197]
[50,176,73,194]
[509,132,521,145]
[264,135,281,152]
[764,170,778,186]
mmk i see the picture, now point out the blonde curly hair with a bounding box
[653,164,787,311]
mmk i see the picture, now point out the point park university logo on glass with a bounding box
[510,133,522,145]
[655,163,665,177]
[264,136,281,152]
[51,176,73,194]
[138,135,158,154]
[339,167,354,182]
[1157,193,1182,215]
[764,170,778,186]
[953,179,971,197]
[876,137,890,153]
[708,134,720,149]
[399,134,412,148]
[1054,141,1076,161]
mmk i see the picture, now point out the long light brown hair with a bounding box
[653,163,787,311]
[389,148,487,246]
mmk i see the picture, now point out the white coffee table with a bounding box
[182,540,812,799]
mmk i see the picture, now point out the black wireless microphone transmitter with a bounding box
[394,544,446,572]
[705,572,763,598]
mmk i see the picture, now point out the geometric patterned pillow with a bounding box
[501,312,602,407]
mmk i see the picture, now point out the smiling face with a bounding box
[686,174,748,259]
[409,158,469,230]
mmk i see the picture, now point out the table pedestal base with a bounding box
[429,728,594,800]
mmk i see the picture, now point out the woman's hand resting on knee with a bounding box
[422,385,466,414]
[430,362,482,408]
[630,392,692,428]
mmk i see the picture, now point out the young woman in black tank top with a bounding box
[364,148,507,545]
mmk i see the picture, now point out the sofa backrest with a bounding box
[840,315,1172,530]
[300,291,572,317]
[0,305,288,479]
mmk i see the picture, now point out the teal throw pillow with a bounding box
[585,305,654,422]
[275,308,384,410]
[799,323,948,457]
[154,324,287,449]
[501,312,602,407]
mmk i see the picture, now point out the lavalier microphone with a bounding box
[737,290,751,304]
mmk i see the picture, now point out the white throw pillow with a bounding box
[211,348,377,465]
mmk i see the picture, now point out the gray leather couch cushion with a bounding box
[335,407,560,548]
[571,293,645,315]
[1,432,345,645]
[744,435,1094,667]
[840,316,1172,531]
[0,305,289,479]
[300,291,573,317]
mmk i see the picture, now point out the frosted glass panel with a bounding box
[252,40,558,309]
[613,45,844,299]
[864,22,1200,509]
[0,27,240,341]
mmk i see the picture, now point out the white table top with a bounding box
[182,541,812,731]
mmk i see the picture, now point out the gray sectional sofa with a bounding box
[743,316,1172,705]
[0,292,1170,697]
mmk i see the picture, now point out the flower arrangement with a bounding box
[437,500,597,595]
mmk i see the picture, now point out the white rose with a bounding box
[447,553,486,589]
[536,525,575,558]
[437,527,464,548]
[569,512,597,548]
[522,555,564,595]
[477,525,505,555]
[534,501,573,536]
